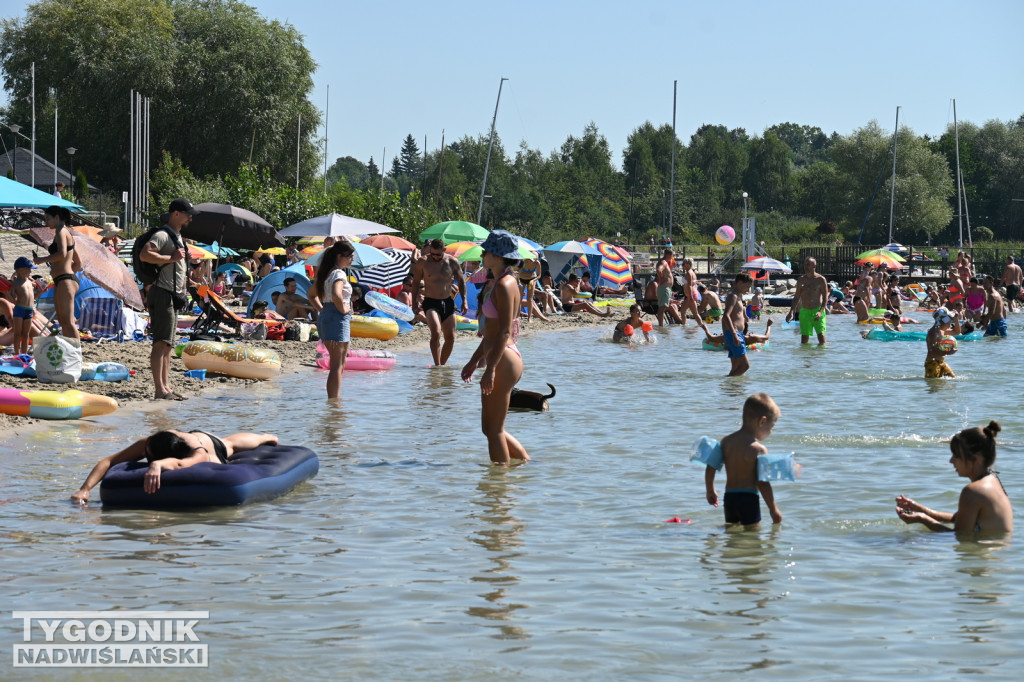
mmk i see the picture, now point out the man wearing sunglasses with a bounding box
[411,238,468,366]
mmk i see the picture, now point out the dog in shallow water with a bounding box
[509,383,556,412]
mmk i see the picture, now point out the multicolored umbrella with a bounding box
[29,227,145,310]
[444,241,482,259]
[739,257,793,274]
[580,237,633,288]
[857,253,907,269]
[187,244,218,260]
[299,244,325,257]
[857,248,906,262]
[360,234,417,251]
[542,240,604,285]
[419,220,489,244]
[455,241,537,263]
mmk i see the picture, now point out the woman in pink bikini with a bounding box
[461,230,530,465]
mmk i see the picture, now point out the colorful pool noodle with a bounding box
[0,387,118,419]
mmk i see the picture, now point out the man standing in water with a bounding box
[654,248,683,326]
[1000,256,1022,312]
[411,238,468,366]
[982,275,1007,336]
[791,256,829,345]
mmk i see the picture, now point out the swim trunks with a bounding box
[705,307,722,321]
[925,357,955,378]
[1006,284,1020,304]
[985,318,1007,337]
[563,301,576,313]
[799,306,827,336]
[657,285,672,308]
[12,304,34,320]
[422,296,456,322]
[724,490,761,525]
[724,330,746,359]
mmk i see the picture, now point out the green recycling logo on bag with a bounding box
[46,343,64,368]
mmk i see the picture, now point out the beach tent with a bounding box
[37,273,121,336]
[0,175,84,210]
[246,267,312,317]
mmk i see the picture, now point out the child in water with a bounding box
[925,307,957,378]
[705,393,783,528]
[895,421,1012,533]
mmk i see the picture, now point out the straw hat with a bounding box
[99,223,122,238]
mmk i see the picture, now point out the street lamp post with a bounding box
[9,123,22,182]
[66,147,77,199]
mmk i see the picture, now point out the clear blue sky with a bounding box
[7,0,1024,171]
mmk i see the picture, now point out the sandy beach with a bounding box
[0,309,614,435]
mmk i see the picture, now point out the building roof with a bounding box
[0,147,97,192]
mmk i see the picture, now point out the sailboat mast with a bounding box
[954,99,963,246]
[888,106,900,244]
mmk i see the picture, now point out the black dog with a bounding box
[509,383,556,412]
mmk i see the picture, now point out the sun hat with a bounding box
[479,229,521,260]
[932,306,953,327]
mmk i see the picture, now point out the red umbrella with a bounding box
[30,227,145,310]
[360,234,417,251]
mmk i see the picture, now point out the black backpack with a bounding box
[131,225,180,285]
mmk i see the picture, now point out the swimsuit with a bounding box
[13,304,34,319]
[724,490,761,525]
[966,292,985,313]
[985,318,1007,337]
[657,285,672,308]
[799,306,827,336]
[189,430,229,463]
[482,270,521,359]
[562,301,576,313]
[724,330,746,359]
[423,296,456,322]
[925,356,955,378]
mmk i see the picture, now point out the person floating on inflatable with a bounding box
[699,318,772,349]
[925,307,958,378]
[71,430,280,504]
[612,304,654,343]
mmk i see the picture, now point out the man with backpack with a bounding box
[139,198,196,400]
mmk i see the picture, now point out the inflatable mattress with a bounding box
[99,444,318,509]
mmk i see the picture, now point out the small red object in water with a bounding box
[665,517,692,523]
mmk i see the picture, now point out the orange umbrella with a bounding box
[187,244,217,260]
[444,241,482,258]
[70,225,104,242]
[29,227,145,310]
[360,234,417,251]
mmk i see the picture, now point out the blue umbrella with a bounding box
[514,235,543,251]
[196,241,240,257]
[304,240,391,270]
[0,176,83,210]
[542,241,604,285]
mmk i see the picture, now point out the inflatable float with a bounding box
[365,291,414,322]
[456,315,479,331]
[181,341,282,380]
[0,355,36,377]
[350,314,399,341]
[99,444,319,509]
[79,362,131,382]
[316,344,397,371]
[702,339,770,352]
[0,387,117,419]
[863,329,984,342]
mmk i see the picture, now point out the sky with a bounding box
[6,0,1024,171]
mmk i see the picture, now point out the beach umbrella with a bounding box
[196,241,240,257]
[739,257,793,274]
[0,176,84,210]
[183,202,283,250]
[857,253,907,269]
[542,240,604,285]
[29,227,144,310]
[455,241,537,262]
[70,225,104,242]
[187,244,217,260]
[299,244,325,257]
[513,235,544,251]
[355,247,413,291]
[278,213,397,238]
[304,240,391,270]
[254,247,287,257]
[580,237,633,288]
[444,241,482,259]
[419,220,490,244]
[360,234,417,251]
[856,248,906,262]
[296,237,325,245]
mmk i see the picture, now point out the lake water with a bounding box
[2,311,1023,679]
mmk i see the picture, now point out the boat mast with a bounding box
[954,99,963,246]
[478,77,507,225]
[888,106,900,243]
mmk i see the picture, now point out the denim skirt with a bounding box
[318,305,351,344]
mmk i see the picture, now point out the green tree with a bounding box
[326,156,369,190]
[0,0,321,187]
[743,131,793,214]
[764,122,832,168]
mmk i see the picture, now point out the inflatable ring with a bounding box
[181,341,282,380]
[365,291,414,322]
[316,344,397,371]
[350,314,399,341]
[99,444,319,509]
[0,387,117,419]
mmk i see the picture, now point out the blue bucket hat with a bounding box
[479,229,521,260]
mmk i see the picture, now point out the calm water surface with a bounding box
[2,312,1023,679]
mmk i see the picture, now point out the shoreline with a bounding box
[0,311,613,438]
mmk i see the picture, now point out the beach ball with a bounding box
[936,337,958,353]
[715,225,735,245]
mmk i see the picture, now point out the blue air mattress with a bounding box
[99,444,318,509]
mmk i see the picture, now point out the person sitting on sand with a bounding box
[276,277,317,320]
[71,431,280,503]
[896,421,1012,533]
[612,304,653,343]
[560,274,612,317]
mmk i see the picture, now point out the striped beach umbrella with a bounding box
[580,237,633,288]
[355,247,413,291]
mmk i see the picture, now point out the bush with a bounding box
[974,226,994,241]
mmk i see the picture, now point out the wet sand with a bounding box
[0,310,615,435]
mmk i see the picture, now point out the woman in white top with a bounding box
[309,240,356,398]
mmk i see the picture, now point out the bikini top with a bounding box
[482,268,520,343]
[47,225,75,255]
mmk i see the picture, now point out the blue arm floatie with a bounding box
[690,436,724,471]
[757,452,797,481]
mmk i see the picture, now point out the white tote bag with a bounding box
[33,335,83,384]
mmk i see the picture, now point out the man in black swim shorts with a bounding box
[411,239,468,366]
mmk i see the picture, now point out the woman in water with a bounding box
[461,230,530,465]
[71,430,279,503]
[896,421,1012,534]
[308,240,356,399]
[33,205,79,340]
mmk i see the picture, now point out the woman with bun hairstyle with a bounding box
[33,205,79,339]
[308,239,356,399]
[896,421,1013,533]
